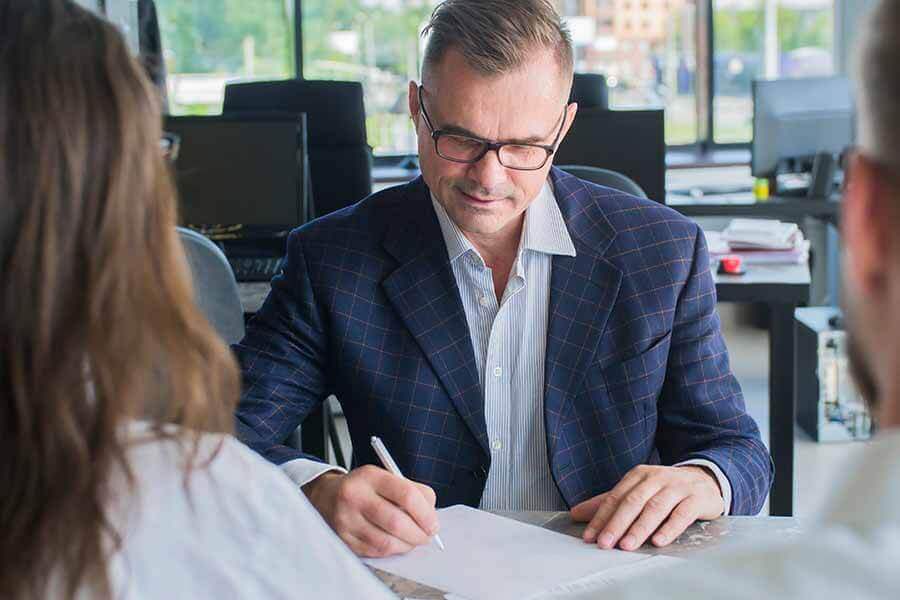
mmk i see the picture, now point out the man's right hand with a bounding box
[302,465,439,558]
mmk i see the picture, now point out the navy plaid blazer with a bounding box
[234,167,773,514]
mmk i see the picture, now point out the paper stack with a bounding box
[705,219,810,265]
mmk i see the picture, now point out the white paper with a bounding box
[365,506,683,600]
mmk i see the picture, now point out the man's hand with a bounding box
[302,466,439,558]
[570,465,724,551]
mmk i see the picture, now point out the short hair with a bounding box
[421,0,574,89]
[857,1,900,169]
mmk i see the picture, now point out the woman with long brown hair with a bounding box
[0,1,394,598]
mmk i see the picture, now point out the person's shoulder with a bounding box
[554,173,701,265]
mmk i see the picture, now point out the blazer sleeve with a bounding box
[655,224,774,515]
[233,231,331,466]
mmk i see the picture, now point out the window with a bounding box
[156,1,296,115]
[156,0,836,156]
[301,0,440,156]
[713,0,834,143]
[556,0,699,146]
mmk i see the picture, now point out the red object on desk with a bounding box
[718,255,745,275]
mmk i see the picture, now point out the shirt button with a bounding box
[479,295,490,308]
[492,439,502,451]
[493,366,502,378]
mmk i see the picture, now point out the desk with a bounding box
[373,510,803,598]
[238,260,810,517]
[669,196,841,226]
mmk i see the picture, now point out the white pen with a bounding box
[370,436,446,551]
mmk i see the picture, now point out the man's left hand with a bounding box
[570,465,724,551]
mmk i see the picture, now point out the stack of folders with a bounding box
[705,219,810,265]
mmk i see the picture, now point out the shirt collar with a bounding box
[430,180,576,265]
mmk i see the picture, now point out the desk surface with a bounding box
[670,196,840,222]
[237,262,811,314]
[373,511,803,598]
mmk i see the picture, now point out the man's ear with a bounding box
[843,153,892,298]
[408,81,420,122]
[557,102,579,146]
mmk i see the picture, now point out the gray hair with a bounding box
[422,0,574,88]
[856,1,900,168]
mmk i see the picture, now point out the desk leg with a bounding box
[768,303,797,516]
[301,403,328,461]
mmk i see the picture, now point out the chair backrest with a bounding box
[178,227,245,344]
[569,73,609,109]
[222,79,373,218]
[558,165,648,199]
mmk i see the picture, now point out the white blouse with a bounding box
[71,425,395,599]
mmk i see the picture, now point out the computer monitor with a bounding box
[164,114,310,232]
[752,76,855,181]
[554,108,666,203]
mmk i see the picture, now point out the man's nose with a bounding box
[466,148,508,193]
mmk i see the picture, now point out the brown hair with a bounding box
[0,1,239,598]
[422,0,574,87]
[857,0,900,170]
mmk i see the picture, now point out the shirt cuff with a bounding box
[280,458,348,490]
[675,459,732,517]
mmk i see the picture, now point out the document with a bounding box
[365,505,682,600]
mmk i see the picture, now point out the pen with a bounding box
[370,436,446,551]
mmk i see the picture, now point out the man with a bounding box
[599,3,900,597]
[235,0,771,559]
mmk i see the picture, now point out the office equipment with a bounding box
[558,165,647,198]
[164,114,310,282]
[752,77,854,197]
[226,256,284,283]
[795,307,872,442]
[365,506,681,600]
[370,436,445,552]
[554,108,665,203]
[164,114,310,229]
[223,79,373,218]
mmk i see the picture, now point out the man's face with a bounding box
[409,48,576,242]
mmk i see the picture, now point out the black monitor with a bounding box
[752,76,855,183]
[163,114,310,232]
[554,108,666,203]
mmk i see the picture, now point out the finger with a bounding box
[581,470,646,543]
[571,495,606,523]
[374,471,439,536]
[619,488,686,551]
[651,497,701,548]
[361,495,432,547]
[348,520,415,558]
[412,481,437,508]
[594,479,663,549]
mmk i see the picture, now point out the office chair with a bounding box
[179,227,348,468]
[222,79,373,218]
[569,73,609,109]
[558,165,648,199]
[178,227,245,344]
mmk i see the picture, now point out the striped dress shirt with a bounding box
[431,183,574,511]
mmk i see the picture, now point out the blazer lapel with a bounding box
[544,169,623,458]
[381,179,489,456]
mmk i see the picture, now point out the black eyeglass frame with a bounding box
[416,84,568,171]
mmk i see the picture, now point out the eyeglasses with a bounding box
[417,84,567,171]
